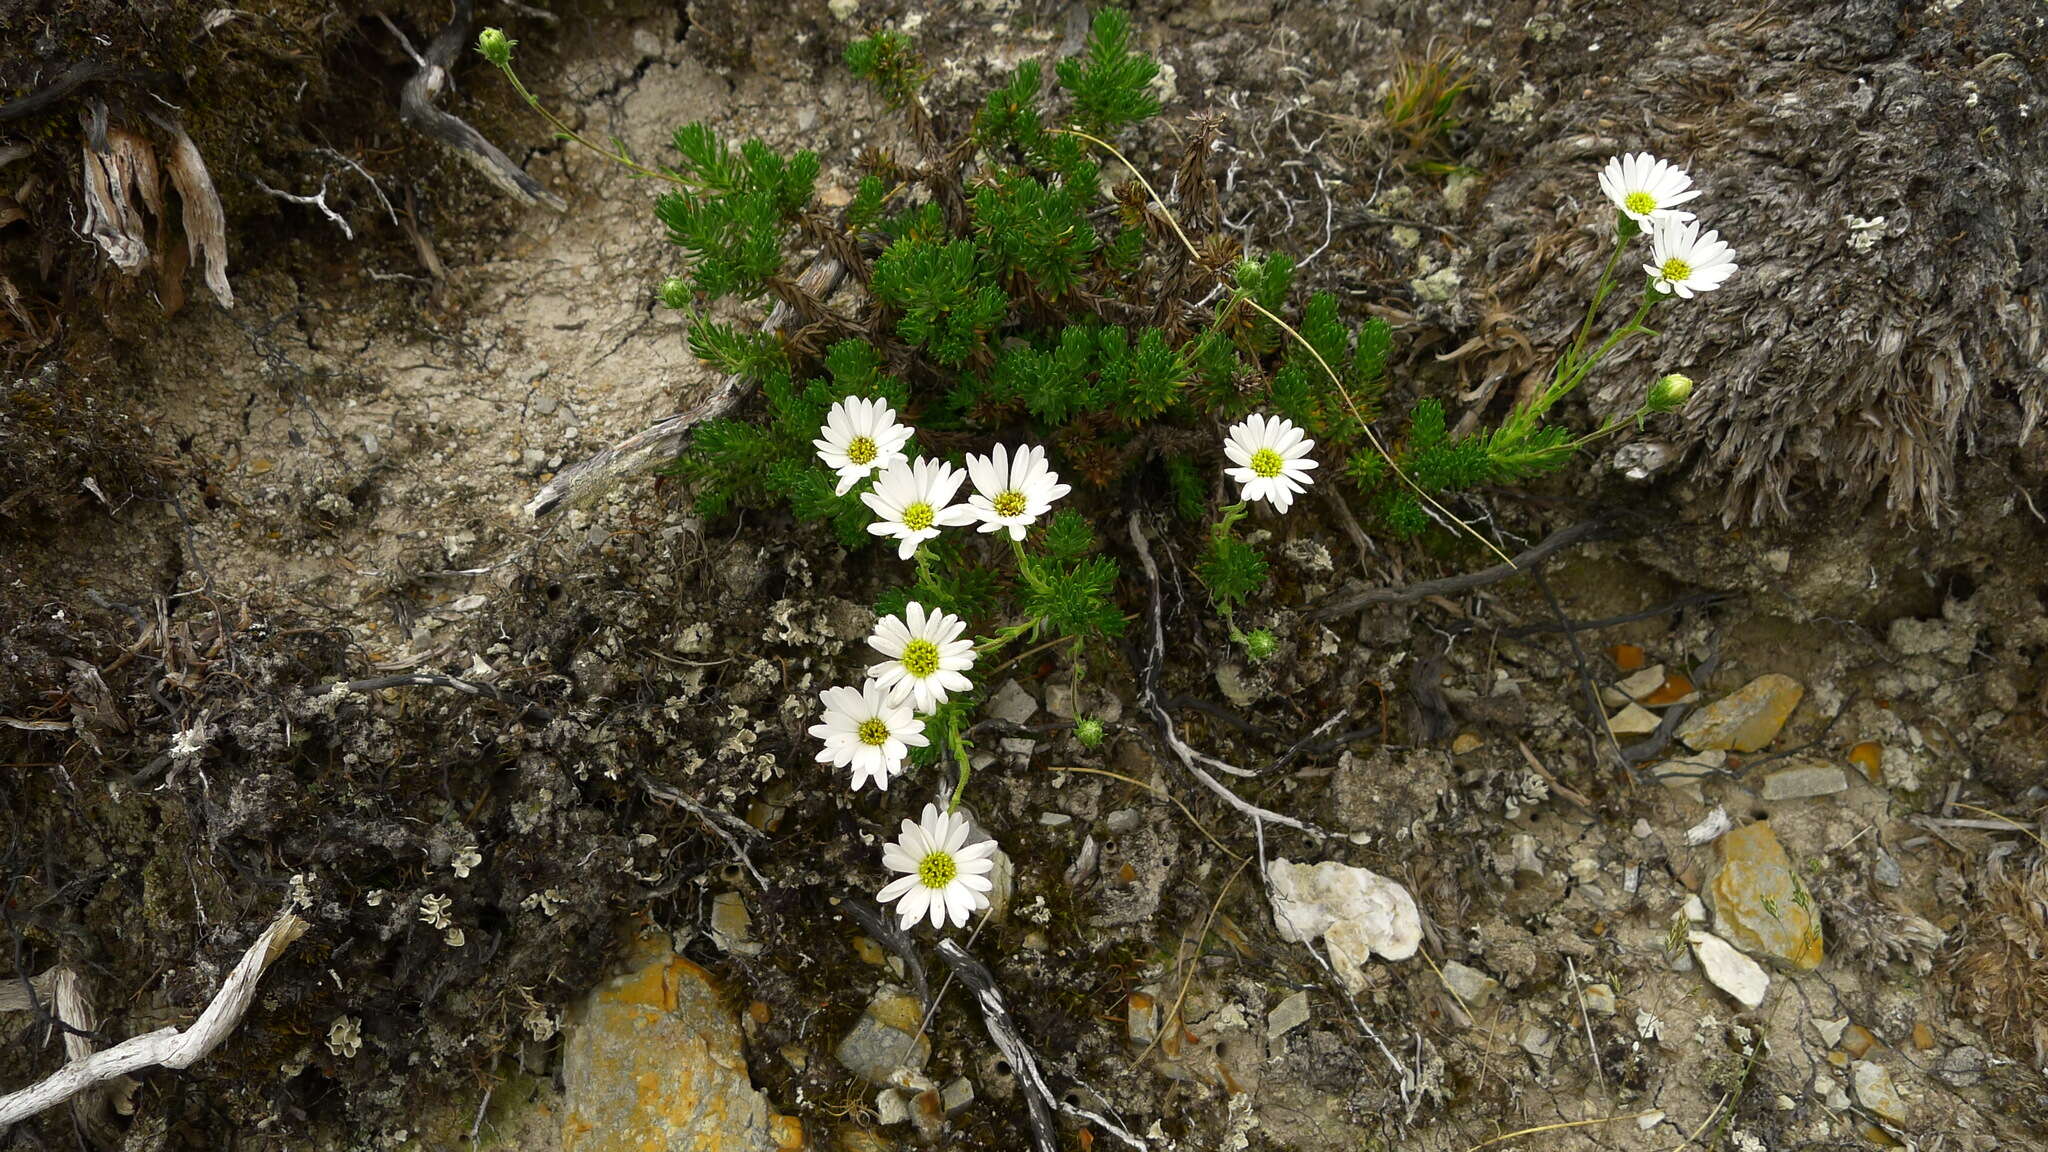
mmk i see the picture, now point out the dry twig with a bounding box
[0,911,307,1127]
[396,0,565,211]
[1308,518,1615,620]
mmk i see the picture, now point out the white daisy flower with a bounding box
[1599,152,1701,227]
[861,457,977,560]
[963,443,1073,541]
[876,803,999,930]
[1223,413,1319,514]
[867,601,976,712]
[814,396,914,496]
[1644,219,1739,299]
[809,680,928,792]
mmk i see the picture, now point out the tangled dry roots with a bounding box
[1477,0,2048,526]
[1955,862,2048,1067]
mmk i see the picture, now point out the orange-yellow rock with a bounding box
[1711,822,1825,970]
[1678,674,1804,752]
[562,936,800,1152]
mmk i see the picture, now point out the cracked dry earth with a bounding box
[6,3,2048,1152]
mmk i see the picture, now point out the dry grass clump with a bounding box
[1955,861,2048,1066]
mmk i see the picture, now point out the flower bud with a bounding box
[1074,717,1106,748]
[476,27,515,67]
[1646,373,1694,414]
[657,276,691,310]
[1240,628,1278,662]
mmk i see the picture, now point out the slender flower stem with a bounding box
[1564,224,1635,377]
[945,712,973,812]
[975,620,1038,655]
[489,62,687,187]
[1558,295,1658,397]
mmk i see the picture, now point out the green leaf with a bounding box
[1197,534,1268,610]
[1040,509,1098,561]
[686,313,787,380]
[1118,327,1186,419]
[1021,553,1125,638]
[971,173,1099,297]
[871,238,1009,366]
[846,174,890,232]
[1053,9,1161,137]
[976,60,1045,153]
[845,31,923,109]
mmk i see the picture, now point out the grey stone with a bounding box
[1582,983,1617,1016]
[1267,858,1422,992]
[1813,1016,1849,1047]
[1852,1059,1909,1126]
[1758,761,1848,800]
[562,939,797,1152]
[985,679,1039,726]
[1127,987,1160,1045]
[1611,664,1667,703]
[835,987,930,1087]
[940,1077,974,1114]
[1606,703,1661,736]
[1440,961,1499,1007]
[1936,1045,1985,1087]
[1519,1024,1557,1060]
[708,891,761,956]
[984,847,1015,923]
[1652,749,1724,802]
[1266,990,1312,1041]
[1690,931,1769,1009]
[874,1089,908,1126]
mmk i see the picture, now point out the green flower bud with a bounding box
[476,27,515,67]
[657,276,691,310]
[1240,628,1278,662]
[1074,717,1106,748]
[1646,372,1694,414]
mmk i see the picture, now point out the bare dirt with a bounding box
[5,2,2048,1151]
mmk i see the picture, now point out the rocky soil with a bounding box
[4,2,2047,1151]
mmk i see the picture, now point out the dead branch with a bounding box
[638,776,767,887]
[0,911,306,1128]
[931,937,1148,1152]
[396,0,565,211]
[330,673,555,724]
[1306,518,1616,620]
[839,900,930,1015]
[0,967,123,1142]
[0,64,109,123]
[254,176,356,240]
[524,253,847,518]
[158,119,233,309]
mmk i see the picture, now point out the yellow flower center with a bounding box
[846,436,879,466]
[992,489,1028,518]
[1624,190,1657,216]
[856,718,892,746]
[900,639,941,679]
[1249,447,1286,479]
[917,850,958,889]
[1660,257,1693,283]
[901,502,935,532]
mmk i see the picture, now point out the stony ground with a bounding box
[4,2,2048,1151]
